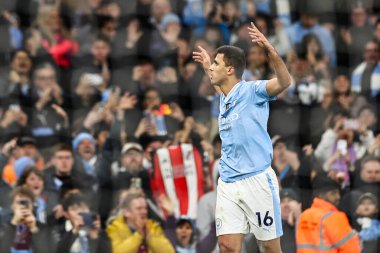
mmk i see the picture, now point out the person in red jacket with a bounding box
[296,173,361,253]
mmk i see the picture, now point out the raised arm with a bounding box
[248,23,291,97]
[192,46,222,96]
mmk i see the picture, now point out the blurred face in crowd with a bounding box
[360,160,380,183]
[121,149,143,173]
[88,0,102,9]
[320,189,340,206]
[96,130,109,149]
[222,1,238,23]
[280,197,298,220]
[11,51,32,75]
[356,198,378,217]
[204,27,222,47]
[300,13,317,28]
[333,75,350,94]
[358,108,376,129]
[46,9,62,32]
[66,203,90,225]
[25,172,44,197]
[34,67,56,91]
[375,22,380,43]
[151,0,171,23]
[124,197,148,226]
[91,40,110,63]
[248,45,268,69]
[142,63,156,86]
[273,141,286,162]
[77,139,96,161]
[255,17,268,36]
[21,144,38,159]
[53,150,74,176]
[100,20,117,40]
[143,90,161,110]
[164,22,181,36]
[12,194,33,213]
[363,41,379,66]
[144,140,163,161]
[176,221,193,246]
[351,7,367,28]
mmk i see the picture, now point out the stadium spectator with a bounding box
[280,188,302,253]
[296,173,361,252]
[0,186,54,253]
[351,40,380,100]
[354,192,380,253]
[57,192,111,253]
[106,192,175,253]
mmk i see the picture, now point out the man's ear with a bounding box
[123,208,131,219]
[227,66,235,76]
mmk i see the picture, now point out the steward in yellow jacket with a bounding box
[106,192,174,253]
[296,174,361,253]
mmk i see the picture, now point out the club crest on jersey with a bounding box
[225,99,237,110]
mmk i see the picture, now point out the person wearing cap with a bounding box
[16,136,45,170]
[280,188,301,253]
[354,192,380,253]
[112,142,153,198]
[72,132,98,177]
[2,136,44,189]
[296,173,361,252]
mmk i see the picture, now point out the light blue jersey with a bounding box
[218,80,276,182]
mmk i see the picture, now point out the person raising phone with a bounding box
[0,186,53,253]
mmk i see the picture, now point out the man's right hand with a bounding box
[192,46,212,72]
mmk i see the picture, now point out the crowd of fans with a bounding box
[0,0,379,252]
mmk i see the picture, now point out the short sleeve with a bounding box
[249,80,277,104]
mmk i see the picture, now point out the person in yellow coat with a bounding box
[106,192,175,253]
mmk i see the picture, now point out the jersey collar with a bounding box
[223,80,243,104]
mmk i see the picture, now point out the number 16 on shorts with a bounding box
[255,211,273,227]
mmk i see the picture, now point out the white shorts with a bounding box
[215,167,282,241]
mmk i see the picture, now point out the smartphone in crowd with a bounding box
[343,118,359,130]
[18,200,29,208]
[79,212,97,227]
[337,139,348,155]
[131,177,142,189]
[155,115,167,136]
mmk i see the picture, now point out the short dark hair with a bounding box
[17,167,44,187]
[92,34,111,46]
[215,45,246,78]
[33,62,57,79]
[361,155,380,168]
[53,143,73,156]
[11,185,35,202]
[62,192,89,211]
[121,192,146,210]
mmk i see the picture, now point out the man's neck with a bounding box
[220,77,241,96]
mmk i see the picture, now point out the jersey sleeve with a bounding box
[248,80,277,104]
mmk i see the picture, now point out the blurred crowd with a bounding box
[0,0,379,252]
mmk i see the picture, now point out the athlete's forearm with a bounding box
[267,47,291,89]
